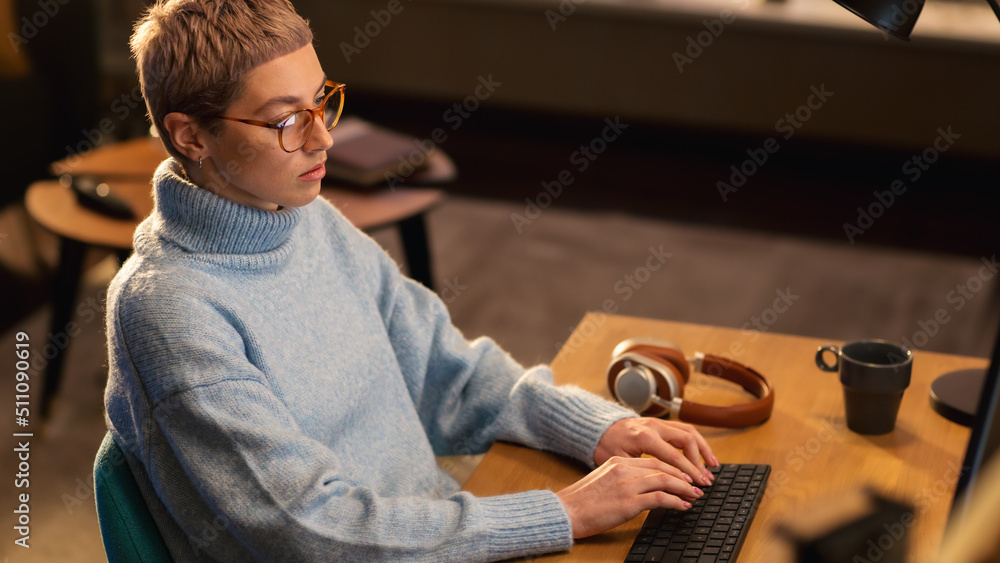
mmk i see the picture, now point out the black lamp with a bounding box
[833,0,1000,40]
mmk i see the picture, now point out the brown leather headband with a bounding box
[681,354,774,428]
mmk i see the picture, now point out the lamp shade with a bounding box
[832,0,924,39]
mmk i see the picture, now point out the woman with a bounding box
[104,0,718,559]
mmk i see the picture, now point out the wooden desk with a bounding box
[463,313,985,562]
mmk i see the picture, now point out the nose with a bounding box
[304,112,334,152]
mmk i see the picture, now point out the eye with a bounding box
[314,92,326,106]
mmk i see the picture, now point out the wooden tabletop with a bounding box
[24,179,155,249]
[51,136,172,179]
[462,313,985,563]
[320,187,444,232]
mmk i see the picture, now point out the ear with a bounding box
[162,112,209,162]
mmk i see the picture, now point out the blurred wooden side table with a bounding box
[27,136,447,416]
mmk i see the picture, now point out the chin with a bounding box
[279,182,323,209]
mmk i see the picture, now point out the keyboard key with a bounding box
[645,546,666,561]
[623,464,770,562]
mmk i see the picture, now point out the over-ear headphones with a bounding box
[607,338,774,428]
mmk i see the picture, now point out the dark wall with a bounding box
[2,0,101,207]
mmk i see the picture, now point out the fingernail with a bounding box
[711,455,720,466]
[683,473,693,483]
[694,487,704,497]
[683,501,692,509]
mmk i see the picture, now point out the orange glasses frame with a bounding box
[214,80,346,152]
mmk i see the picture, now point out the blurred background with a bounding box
[1,0,998,559]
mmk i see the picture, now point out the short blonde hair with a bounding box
[130,0,313,162]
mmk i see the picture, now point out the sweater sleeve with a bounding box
[367,236,636,466]
[116,287,574,562]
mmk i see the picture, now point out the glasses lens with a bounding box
[280,110,312,152]
[324,88,343,131]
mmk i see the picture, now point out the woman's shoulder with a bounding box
[107,250,229,329]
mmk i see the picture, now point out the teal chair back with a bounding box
[94,432,173,562]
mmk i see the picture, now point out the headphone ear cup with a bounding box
[607,353,682,417]
[628,346,691,384]
[611,338,692,383]
[612,365,657,413]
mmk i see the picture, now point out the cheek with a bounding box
[216,125,277,168]
[227,138,285,180]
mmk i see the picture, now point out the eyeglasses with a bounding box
[214,80,346,153]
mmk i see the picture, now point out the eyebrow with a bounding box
[254,75,328,116]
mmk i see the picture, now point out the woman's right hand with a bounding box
[555,456,704,539]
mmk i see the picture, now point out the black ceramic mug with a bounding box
[815,340,913,435]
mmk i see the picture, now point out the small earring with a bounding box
[199,156,203,169]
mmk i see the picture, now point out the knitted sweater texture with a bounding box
[104,159,634,561]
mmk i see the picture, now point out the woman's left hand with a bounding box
[594,418,720,487]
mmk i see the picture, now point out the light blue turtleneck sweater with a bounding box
[104,159,634,561]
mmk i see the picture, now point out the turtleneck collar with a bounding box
[144,158,303,257]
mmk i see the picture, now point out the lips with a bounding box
[299,160,327,181]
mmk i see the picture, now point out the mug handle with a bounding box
[815,345,840,372]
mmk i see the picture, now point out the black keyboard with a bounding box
[624,464,770,563]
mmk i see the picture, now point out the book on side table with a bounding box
[324,116,431,187]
